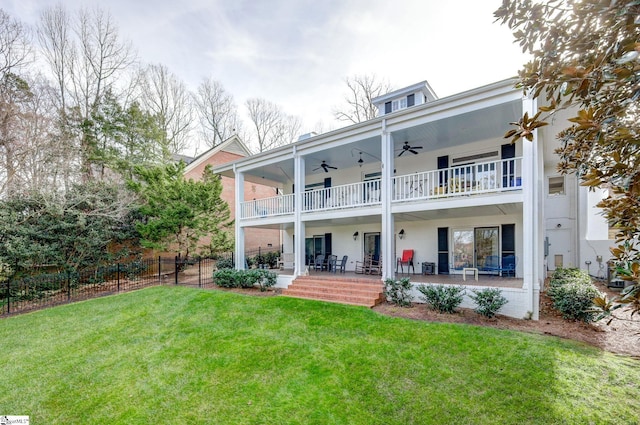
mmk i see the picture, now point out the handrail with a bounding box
[302,179,381,212]
[241,193,294,219]
[392,157,522,202]
[239,157,523,219]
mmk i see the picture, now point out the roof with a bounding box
[184,134,252,174]
[371,80,438,105]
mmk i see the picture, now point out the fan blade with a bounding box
[323,167,329,173]
[327,165,337,169]
[413,146,423,150]
[398,150,405,156]
[409,149,418,155]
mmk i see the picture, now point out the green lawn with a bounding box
[0,286,638,424]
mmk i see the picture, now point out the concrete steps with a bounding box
[282,275,385,308]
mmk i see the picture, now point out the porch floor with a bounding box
[276,269,523,289]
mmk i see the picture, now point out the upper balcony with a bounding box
[239,157,522,220]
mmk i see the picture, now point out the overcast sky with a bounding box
[5,0,528,147]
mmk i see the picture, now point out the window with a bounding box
[548,176,565,196]
[390,98,408,112]
[407,94,415,107]
[384,102,391,114]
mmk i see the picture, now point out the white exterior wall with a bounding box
[405,284,535,319]
[578,185,614,277]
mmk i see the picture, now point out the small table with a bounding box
[462,267,478,281]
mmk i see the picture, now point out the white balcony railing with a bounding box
[239,158,522,219]
[303,179,381,213]
[241,193,294,219]
[392,157,522,202]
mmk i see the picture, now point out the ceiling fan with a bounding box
[397,141,423,156]
[313,160,337,173]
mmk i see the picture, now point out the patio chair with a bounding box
[313,254,325,272]
[499,255,517,277]
[369,257,382,275]
[327,255,338,272]
[355,254,372,274]
[483,255,501,275]
[333,255,348,273]
[396,249,415,274]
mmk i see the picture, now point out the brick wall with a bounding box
[185,149,281,252]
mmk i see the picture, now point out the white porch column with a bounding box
[521,94,541,319]
[293,154,306,276]
[234,167,245,270]
[380,124,394,280]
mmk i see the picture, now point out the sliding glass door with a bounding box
[451,227,499,271]
[475,227,499,270]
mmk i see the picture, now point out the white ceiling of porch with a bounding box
[239,99,522,186]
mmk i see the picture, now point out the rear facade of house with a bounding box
[214,79,614,319]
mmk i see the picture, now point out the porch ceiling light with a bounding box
[398,229,405,239]
[353,231,359,240]
[358,152,364,167]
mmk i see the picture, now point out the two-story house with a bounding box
[213,79,613,319]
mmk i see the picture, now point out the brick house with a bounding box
[184,135,281,254]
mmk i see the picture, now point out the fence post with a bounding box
[198,258,202,288]
[117,263,121,292]
[158,256,161,282]
[5,278,10,314]
[175,256,179,285]
[67,271,71,302]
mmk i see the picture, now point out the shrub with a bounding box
[250,269,277,291]
[548,268,592,289]
[265,251,280,268]
[384,277,413,307]
[215,257,234,270]
[213,269,242,288]
[213,269,276,291]
[470,288,508,318]
[417,284,466,314]
[547,267,601,322]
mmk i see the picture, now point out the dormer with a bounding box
[372,80,438,116]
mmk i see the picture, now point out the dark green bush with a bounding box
[470,288,508,318]
[245,269,277,291]
[384,277,413,307]
[213,269,242,288]
[417,284,466,313]
[547,268,601,322]
[213,269,276,291]
[215,257,234,270]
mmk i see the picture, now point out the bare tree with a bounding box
[245,97,301,153]
[37,4,136,179]
[333,74,393,124]
[138,63,193,156]
[0,9,32,76]
[37,5,73,113]
[194,78,242,149]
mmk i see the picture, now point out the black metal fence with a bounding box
[0,257,216,316]
[1,247,283,317]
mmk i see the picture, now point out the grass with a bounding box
[0,286,638,424]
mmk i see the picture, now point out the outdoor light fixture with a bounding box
[398,229,405,239]
[353,231,359,241]
[358,152,364,167]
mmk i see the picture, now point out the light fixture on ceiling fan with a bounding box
[357,152,364,167]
